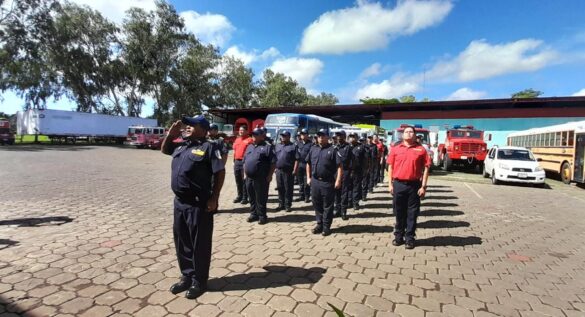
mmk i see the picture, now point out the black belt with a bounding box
[394,179,420,184]
[235,159,243,161]
[313,176,334,183]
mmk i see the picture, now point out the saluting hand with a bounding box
[168,120,183,138]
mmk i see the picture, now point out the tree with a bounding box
[216,56,256,109]
[49,3,121,113]
[257,69,308,107]
[360,97,399,104]
[0,0,62,109]
[306,92,338,106]
[511,88,543,99]
[399,95,416,103]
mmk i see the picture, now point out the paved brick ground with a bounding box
[1,145,584,317]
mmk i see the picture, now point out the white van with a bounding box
[483,146,546,187]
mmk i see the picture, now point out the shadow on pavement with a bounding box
[417,220,470,229]
[426,185,451,188]
[270,214,314,223]
[426,189,454,193]
[334,224,393,234]
[419,209,465,217]
[360,203,392,210]
[0,216,73,227]
[208,265,326,291]
[425,195,458,200]
[350,211,392,219]
[0,145,103,152]
[422,202,458,208]
[416,236,482,247]
[0,239,19,249]
[360,196,392,202]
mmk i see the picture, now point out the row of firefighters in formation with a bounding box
[216,124,391,235]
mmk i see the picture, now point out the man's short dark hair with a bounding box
[239,125,248,130]
[403,125,416,134]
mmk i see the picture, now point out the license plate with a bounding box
[461,156,467,159]
[518,173,527,178]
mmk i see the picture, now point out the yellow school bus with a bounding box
[507,120,585,184]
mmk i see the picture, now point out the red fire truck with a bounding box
[437,125,488,171]
[0,119,15,145]
[125,125,166,149]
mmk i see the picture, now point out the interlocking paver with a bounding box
[1,146,585,317]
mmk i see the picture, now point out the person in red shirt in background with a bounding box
[233,125,253,204]
[387,125,431,250]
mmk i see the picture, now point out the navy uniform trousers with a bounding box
[247,177,269,219]
[334,169,352,215]
[362,168,370,199]
[311,178,335,229]
[392,180,422,242]
[370,160,379,190]
[351,170,363,206]
[297,165,310,200]
[234,160,248,202]
[173,197,213,286]
[276,168,294,208]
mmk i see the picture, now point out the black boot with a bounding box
[169,277,191,294]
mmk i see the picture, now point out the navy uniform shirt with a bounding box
[275,142,297,172]
[369,143,378,164]
[362,143,371,170]
[296,140,313,168]
[170,139,225,200]
[335,142,352,170]
[306,144,342,182]
[208,136,229,156]
[243,141,276,179]
[350,143,366,173]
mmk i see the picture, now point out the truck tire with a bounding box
[442,154,452,171]
[482,164,489,178]
[561,162,571,184]
[491,170,499,185]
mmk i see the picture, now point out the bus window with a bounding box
[555,131,562,146]
[299,116,308,129]
[569,131,574,146]
[562,131,568,146]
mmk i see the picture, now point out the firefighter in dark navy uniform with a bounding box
[368,135,379,193]
[208,123,228,164]
[275,131,298,212]
[361,136,371,201]
[306,128,342,236]
[161,115,225,300]
[349,132,365,210]
[333,130,352,220]
[295,129,313,203]
[244,127,276,224]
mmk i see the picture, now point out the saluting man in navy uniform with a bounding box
[333,130,352,220]
[161,115,225,300]
[306,128,342,236]
[244,127,276,225]
[275,131,298,212]
[295,129,313,203]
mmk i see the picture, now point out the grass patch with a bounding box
[14,135,51,144]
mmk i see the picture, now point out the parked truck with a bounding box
[17,109,157,144]
[0,119,15,145]
[437,125,488,171]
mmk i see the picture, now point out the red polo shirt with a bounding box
[233,136,252,160]
[387,142,431,181]
[375,142,384,159]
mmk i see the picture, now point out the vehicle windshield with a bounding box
[450,130,483,138]
[497,149,536,161]
[128,128,143,134]
[265,115,298,125]
[265,128,277,139]
[0,128,9,134]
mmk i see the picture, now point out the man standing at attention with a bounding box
[275,131,298,212]
[387,125,431,250]
[161,115,225,299]
[295,129,313,203]
[306,128,342,236]
[244,127,276,225]
[233,125,252,205]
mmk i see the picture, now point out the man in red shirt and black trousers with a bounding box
[233,126,252,205]
[387,125,431,249]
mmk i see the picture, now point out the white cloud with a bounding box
[224,46,281,65]
[446,88,487,101]
[299,0,453,55]
[269,58,324,88]
[180,11,235,48]
[572,88,585,96]
[354,77,420,100]
[359,63,382,79]
[427,39,558,82]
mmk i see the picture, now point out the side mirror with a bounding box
[486,134,492,141]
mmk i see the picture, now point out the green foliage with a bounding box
[360,97,400,104]
[399,95,416,103]
[511,88,543,99]
[1,0,338,122]
[328,303,346,317]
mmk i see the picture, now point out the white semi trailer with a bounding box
[17,109,157,143]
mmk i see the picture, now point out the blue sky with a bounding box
[2,0,585,116]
